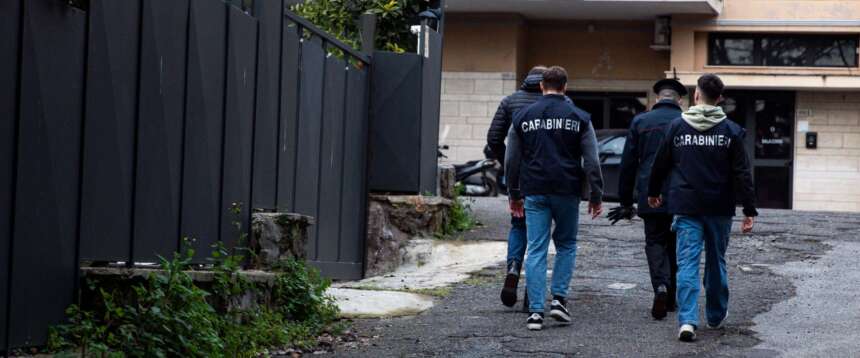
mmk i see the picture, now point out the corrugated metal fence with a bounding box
[0,0,403,349]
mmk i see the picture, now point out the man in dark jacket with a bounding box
[506,66,603,331]
[487,66,546,310]
[611,79,687,320]
[648,73,757,342]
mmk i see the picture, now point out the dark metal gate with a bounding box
[368,26,443,194]
[0,0,373,350]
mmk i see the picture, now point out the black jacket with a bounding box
[648,117,758,217]
[505,94,603,203]
[618,100,681,215]
[485,74,543,162]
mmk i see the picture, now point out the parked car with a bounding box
[595,129,628,202]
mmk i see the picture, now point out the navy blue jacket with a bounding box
[618,100,681,216]
[648,117,758,217]
[486,74,543,162]
[505,94,604,203]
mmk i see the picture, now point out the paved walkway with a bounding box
[331,197,860,357]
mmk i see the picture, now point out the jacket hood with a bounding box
[521,74,542,92]
[682,105,726,132]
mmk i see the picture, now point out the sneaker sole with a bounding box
[549,309,571,323]
[500,273,519,307]
[679,330,696,342]
[527,323,542,331]
[652,292,668,320]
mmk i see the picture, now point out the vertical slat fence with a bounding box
[0,0,443,349]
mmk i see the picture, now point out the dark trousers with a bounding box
[643,214,677,295]
[506,214,527,264]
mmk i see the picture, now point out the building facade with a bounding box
[439,0,860,212]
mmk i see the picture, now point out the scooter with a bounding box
[439,145,502,197]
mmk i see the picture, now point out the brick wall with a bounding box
[794,91,860,212]
[439,72,518,164]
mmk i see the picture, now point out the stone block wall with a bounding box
[439,72,518,164]
[794,91,860,211]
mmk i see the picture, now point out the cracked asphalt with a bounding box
[331,197,860,357]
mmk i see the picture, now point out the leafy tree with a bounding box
[292,0,423,53]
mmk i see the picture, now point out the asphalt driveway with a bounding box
[332,197,859,357]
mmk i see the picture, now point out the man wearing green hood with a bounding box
[647,73,758,342]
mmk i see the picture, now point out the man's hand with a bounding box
[607,205,637,225]
[648,196,663,208]
[510,199,524,218]
[742,216,755,233]
[588,201,603,220]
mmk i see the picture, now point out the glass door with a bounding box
[721,91,795,209]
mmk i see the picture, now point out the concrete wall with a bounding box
[671,0,860,87]
[794,91,860,211]
[525,21,669,82]
[442,17,670,84]
[722,0,860,20]
[439,72,517,163]
[440,19,670,163]
[442,14,526,75]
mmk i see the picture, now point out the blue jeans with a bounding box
[673,215,732,328]
[524,194,580,313]
[506,215,527,264]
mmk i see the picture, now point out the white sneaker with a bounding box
[707,310,729,329]
[678,324,696,342]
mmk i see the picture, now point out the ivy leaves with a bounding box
[292,0,422,53]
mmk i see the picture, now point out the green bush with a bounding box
[272,259,339,324]
[440,184,476,237]
[48,242,340,357]
[292,0,423,53]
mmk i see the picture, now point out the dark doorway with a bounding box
[720,91,795,209]
[568,92,648,129]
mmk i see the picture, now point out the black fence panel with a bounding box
[338,66,369,270]
[277,20,301,211]
[133,0,189,262]
[316,56,347,262]
[182,0,227,253]
[220,7,257,246]
[0,0,21,351]
[9,0,86,346]
[419,29,443,194]
[294,38,325,253]
[251,0,283,210]
[368,52,423,193]
[79,0,141,262]
[0,1,428,346]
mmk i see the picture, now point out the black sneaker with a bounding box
[652,285,668,320]
[526,313,544,331]
[500,261,522,307]
[549,297,571,323]
[667,290,677,313]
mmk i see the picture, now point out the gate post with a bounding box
[360,13,376,56]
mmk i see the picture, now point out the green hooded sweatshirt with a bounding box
[681,104,726,132]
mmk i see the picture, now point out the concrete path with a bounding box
[327,197,860,357]
[753,240,860,357]
[330,239,506,318]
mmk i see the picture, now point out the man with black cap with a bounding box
[486,66,547,310]
[608,78,687,320]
